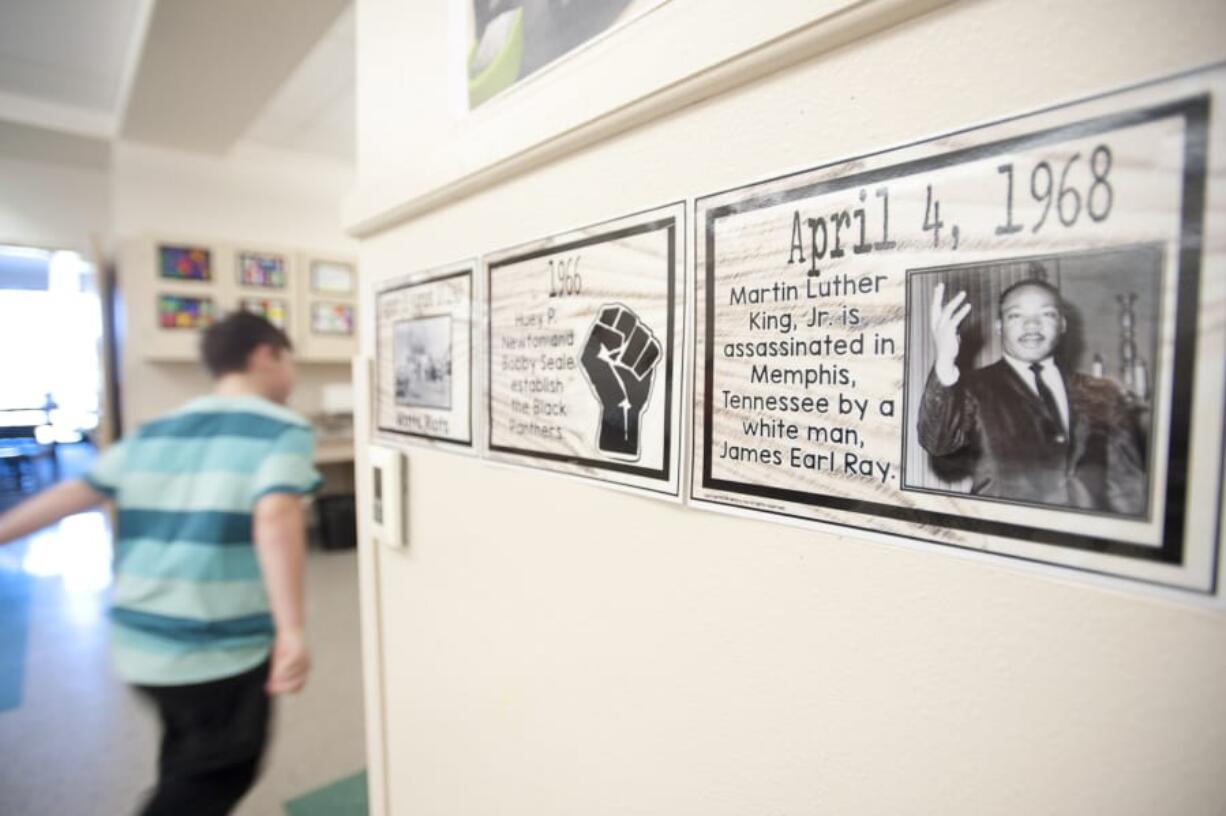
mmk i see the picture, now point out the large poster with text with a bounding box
[691,68,1226,595]
[487,204,685,497]
[376,262,475,448]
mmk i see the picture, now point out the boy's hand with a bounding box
[266,628,310,695]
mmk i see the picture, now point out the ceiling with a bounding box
[0,0,145,138]
[0,0,356,163]
[240,6,356,161]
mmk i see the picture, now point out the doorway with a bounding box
[0,244,105,503]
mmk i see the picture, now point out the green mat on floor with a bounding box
[284,770,367,816]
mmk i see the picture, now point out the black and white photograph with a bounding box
[394,315,453,410]
[902,248,1160,517]
[376,265,474,447]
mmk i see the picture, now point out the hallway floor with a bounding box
[0,473,368,815]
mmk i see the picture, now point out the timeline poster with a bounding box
[376,262,474,448]
[691,67,1226,595]
[486,204,685,498]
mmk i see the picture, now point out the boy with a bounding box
[0,311,321,815]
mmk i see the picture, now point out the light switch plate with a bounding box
[369,445,408,549]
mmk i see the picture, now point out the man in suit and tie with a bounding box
[918,277,1147,515]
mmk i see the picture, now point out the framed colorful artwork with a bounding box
[158,245,211,282]
[157,294,215,330]
[310,260,355,294]
[238,252,287,289]
[239,297,289,330]
[311,302,355,336]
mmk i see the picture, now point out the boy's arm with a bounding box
[0,479,106,545]
[253,492,310,695]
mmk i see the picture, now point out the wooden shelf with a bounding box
[314,437,355,465]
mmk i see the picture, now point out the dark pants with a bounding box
[134,659,273,816]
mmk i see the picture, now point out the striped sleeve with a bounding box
[250,425,322,502]
[83,439,129,497]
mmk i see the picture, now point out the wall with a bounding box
[351,1,1226,814]
[0,122,110,253]
[112,140,357,429]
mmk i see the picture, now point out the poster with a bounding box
[311,260,355,294]
[376,262,475,448]
[486,204,685,497]
[158,245,210,282]
[691,67,1226,595]
[311,302,355,336]
[238,252,286,289]
[466,0,667,107]
[239,297,288,330]
[157,294,214,329]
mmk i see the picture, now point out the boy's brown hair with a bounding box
[200,311,292,378]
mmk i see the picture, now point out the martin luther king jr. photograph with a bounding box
[902,249,1160,518]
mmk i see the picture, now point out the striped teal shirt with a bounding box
[85,395,322,686]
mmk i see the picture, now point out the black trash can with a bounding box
[316,494,357,550]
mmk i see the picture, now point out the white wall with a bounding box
[112,140,357,429]
[351,1,1226,814]
[0,154,108,253]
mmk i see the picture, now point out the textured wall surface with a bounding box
[352,0,1226,813]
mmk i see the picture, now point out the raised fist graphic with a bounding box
[580,304,662,460]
